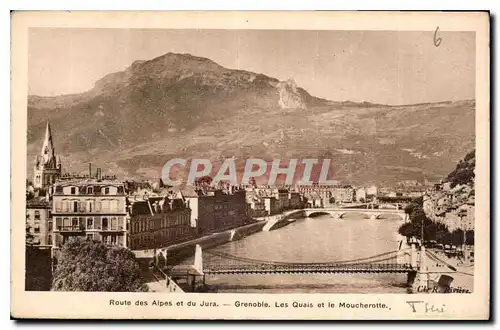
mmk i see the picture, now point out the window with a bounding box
[111,217,118,230]
[73,201,78,212]
[101,200,109,212]
[87,200,93,212]
[72,218,78,227]
[48,222,53,231]
[34,227,40,233]
[87,218,93,229]
[70,187,76,195]
[87,187,93,194]
[110,200,118,212]
[102,218,108,230]
[48,235,52,245]
[86,233,93,241]
[104,187,110,195]
[34,210,40,220]
[110,235,117,245]
[63,217,70,228]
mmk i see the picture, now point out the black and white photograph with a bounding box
[11,11,490,320]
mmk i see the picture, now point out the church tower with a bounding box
[33,121,61,190]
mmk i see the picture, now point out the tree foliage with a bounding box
[451,229,465,247]
[465,230,474,245]
[52,238,148,292]
[25,246,52,291]
[398,199,462,247]
[446,149,475,188]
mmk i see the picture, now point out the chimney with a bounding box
[89,163,92,178]
[97,168,102,181]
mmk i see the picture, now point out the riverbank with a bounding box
[427,247,474,292]
[397,238,474,292]
[165,211,304,265]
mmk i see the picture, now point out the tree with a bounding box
[424,222,438,242]
[436,230,452,247]
[52,238,148,292]
[465,230,474,246]
[404,203,415,216]
[398,222,414,240]
[451,229,465,247]
[25,245,52,291]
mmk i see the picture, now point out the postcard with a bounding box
[11,11,490,320]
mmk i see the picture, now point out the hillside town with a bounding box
[423,150,476,233]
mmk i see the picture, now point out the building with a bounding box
[183,185,251,234]
[263,196,280,215]
[247,197,267,218]
[277,188,290,210]
[288,192,302,209]
[366,185,378,199]
[26,196,52,246]
[51,172,128,250]
[356,187,367,202]
[298,184,355,204]
[245,189,268,218]
[245,186,300,215]
[128,195,195,250]
[33,121,62,190]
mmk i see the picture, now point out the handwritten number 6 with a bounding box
[434,27,442,47]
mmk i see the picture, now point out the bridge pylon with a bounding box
[410,242,418,268]
[193,244,204,275]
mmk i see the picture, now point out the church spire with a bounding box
[33,120,61,189]
[40,121,56,167]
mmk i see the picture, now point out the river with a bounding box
[185,214,409,293]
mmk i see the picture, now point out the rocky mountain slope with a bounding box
[27,52,475,186]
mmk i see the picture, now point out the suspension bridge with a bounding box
[166,243,442,276]
[200,248,414,275]
[164,243,465,292]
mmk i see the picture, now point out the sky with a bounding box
[28,28,475,105]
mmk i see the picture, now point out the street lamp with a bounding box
[458,211,467,261]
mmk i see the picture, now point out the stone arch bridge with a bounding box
[302,208,408,221]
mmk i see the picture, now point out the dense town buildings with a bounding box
[128,195,196,250]
[182,184,251,235]
[244,186,304,216]
[298,184,355,207]
[27,122,418,257]
[423,183,475,232]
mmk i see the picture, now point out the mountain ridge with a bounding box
[27,52,476,186]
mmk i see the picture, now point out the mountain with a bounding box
[27,52,476,186]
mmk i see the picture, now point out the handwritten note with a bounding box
[434,27,442,47]
[406,301,446,314]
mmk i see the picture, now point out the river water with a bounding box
[194,214,409,293]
